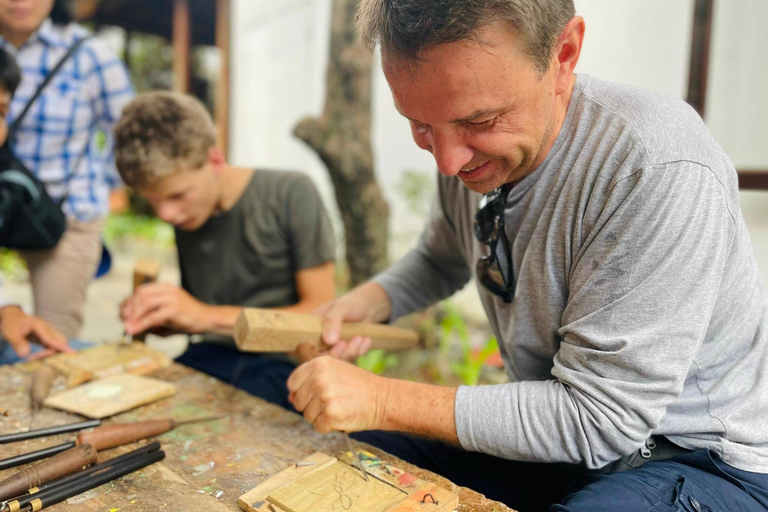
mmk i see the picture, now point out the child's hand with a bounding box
[121,283,213,336]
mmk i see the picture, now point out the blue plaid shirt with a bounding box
[0,20,134,221]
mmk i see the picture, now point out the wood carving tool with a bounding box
[75,415,226,450]
[235,308,420,353]
[342,432,369,482]
[0,442,75,472]
[1,443,161,511]
[131,259,160,343]
[0,444,96,502]
[9,449,165,512]
[28,366,57,430]
[0,420,101,445]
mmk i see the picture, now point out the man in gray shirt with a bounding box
[286,1,768,510]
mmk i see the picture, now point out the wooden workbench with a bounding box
[0,362,513,512]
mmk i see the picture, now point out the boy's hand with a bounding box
[0,306,72,358]
[120,283,212,336]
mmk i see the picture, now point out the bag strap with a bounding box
[6,36,92,208]
[10,36,91,135]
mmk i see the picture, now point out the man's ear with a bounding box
[553,16,585,95]
[208,146,225,174]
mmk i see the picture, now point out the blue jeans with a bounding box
[175,342,297,411]
[351,430,768,512]
[0,339,92,365]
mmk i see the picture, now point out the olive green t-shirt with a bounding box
[175,170,335,346]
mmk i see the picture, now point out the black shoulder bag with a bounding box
[0,36,90,250]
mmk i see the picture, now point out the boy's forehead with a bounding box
[140,168,200,195]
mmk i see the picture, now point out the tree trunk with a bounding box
[293,0,389,287]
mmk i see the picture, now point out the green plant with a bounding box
[0,249,27,281]
[451,335,499,386]
[395,169,435,219]
[357,349,401,375]
[439,301,499,386]
[103,213,175,247]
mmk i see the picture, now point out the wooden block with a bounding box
[43,374,175,419]
[383,484,459,512]
[238,453,337,512]
[235,308,419,353]
[45,343,172,387]
[267,461,404,512]
[239,452,459,512]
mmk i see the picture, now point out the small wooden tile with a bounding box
[267,461,404,512]
[43,374,175,419]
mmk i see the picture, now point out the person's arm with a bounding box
[373,175,472,323]
[287,356,459,442]
[85,37,135,190]
[198,261,337,336]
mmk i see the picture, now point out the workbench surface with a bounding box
[0,362,513,512]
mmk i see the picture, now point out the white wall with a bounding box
[230,0,768,295]
[707,0,768,285]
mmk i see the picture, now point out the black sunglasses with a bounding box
[474,188,515,302]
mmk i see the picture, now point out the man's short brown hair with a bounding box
[356,0,575,74]
[114,91,217,188]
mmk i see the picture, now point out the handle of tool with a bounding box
[23,450,165,512]
[76,420,174,450]
[30,366,57,411]
[132,260,160,342]
[0,420,102,445]
[6,443,162,512]
[234,308,419,353]
[0,444,96,502]
[0,442,75,472]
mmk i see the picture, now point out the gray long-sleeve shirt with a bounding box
[375,74,768,472]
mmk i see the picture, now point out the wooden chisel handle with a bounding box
[234,308,419,353]
[132,260,160,342]
[0,444,96,502]
[76,420,174,450]
[30,366,57,411]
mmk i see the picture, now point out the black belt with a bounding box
[607,436,694,473]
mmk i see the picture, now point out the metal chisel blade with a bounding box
[343,432,369,482]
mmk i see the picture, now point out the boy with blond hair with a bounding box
[115,91,340,407]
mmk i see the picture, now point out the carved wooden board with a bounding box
[239,453,459,512]
[43,374,175,418]
[45,343,171,386]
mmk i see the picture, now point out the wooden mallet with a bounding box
[234,308,419,353]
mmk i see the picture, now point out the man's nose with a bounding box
[430,128,474,177]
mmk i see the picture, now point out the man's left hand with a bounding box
[287,356,390,433]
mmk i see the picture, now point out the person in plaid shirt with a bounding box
[0,0,134,338]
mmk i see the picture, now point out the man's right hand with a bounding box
[295,282,393,363]
[0,306,71,359]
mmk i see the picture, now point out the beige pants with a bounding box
[20,217,105,339]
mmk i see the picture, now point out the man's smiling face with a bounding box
[383,22,562,194]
